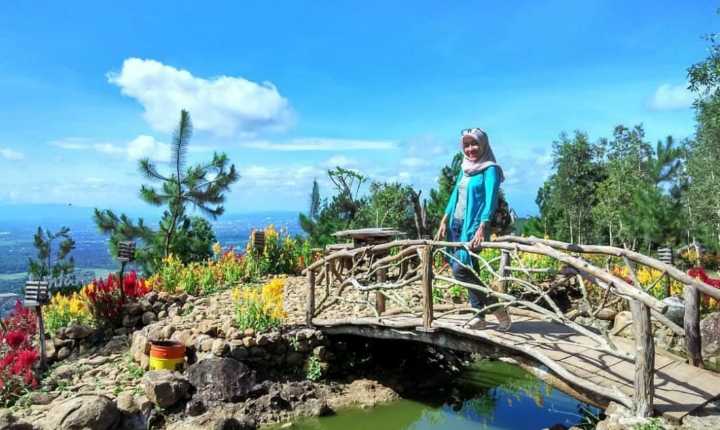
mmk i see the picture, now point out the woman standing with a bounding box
[436,128,511,331]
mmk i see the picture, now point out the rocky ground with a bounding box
[0,276,467,429]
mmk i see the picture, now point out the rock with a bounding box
[141,311,157,326]
[0,409,34,430]
[243,328,255,337]
[57,346,72,361]
[53,337,73,348]
[122,314,141,328]
[256,334,270,346]
[142,370,191,409]
[185,398,206,416]
[158,310,168,319]
[230,343,248,360]
[613,311,633,337]
[100,336,127,355]
[199,320,219,336]
[200,337,215,352]
[65,323,95,339]
[171,329,195,347]
[116,392,138,413]
[186,358,256,403]
[42,394,120,430]
[285,352,304,366]
[662,296,685,326]
[46,341,57,360]
[145,291,159,304]
[114,327,128,336]
[212,339,229,356]
[52,364,76,379]
[29,391,55,405]
[131,332,150,362]
[161,324,175,339]
[242,337,256,348]
[701,312,720,359]
[124,302,144,316]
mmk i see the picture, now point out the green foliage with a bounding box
[305,352,323,381]
[632,418,665,430]
[27,226,75,279]
[94,110,238,273]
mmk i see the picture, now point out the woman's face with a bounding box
[462,136,481,161]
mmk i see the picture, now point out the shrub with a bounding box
[233,278,286,332]
[244,225,315,277]
[44,291,93,332]
[0,301,39,407]
[84,272,150,327]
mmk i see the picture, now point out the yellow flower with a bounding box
[212,242,223,257]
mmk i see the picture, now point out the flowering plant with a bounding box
[233,277,286,331]
[0,301,39,406]
[84,271,150,326]
[44,291,93,332]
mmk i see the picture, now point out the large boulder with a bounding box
[186,358,256,403]
[142,370,192,409]
[662,296,685,326]
[64,323,95,340]
[0,410,34,430]
[701,312,720,359]
[41,394,120,430]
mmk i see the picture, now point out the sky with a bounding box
[0,1,715,218]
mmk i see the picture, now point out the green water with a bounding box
[269,360,599,430]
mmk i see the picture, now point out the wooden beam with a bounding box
[421,245,434,330]
[631,301,654,417]
[684,285,704,368]
[306,269,316,326]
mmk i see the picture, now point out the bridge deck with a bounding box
[313,312,720,422]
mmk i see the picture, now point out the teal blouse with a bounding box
[444,166,500,263]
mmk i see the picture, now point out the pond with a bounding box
[269,359,600,430]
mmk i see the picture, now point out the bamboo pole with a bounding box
[684,285,704,368]
[631,301,654,417]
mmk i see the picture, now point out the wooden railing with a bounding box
[303,236,719,417]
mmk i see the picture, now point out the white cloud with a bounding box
[108,58,293,136]
[51,135,171,162]
[648,83,694,111]
[400,157,429,168]
[0,147,24,160]
[241,138,396,151]
[241,164,323,189]
[324,155,356,168]
[127,135,171,162]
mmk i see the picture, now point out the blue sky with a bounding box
[0,1,714,218]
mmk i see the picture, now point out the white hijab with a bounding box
[460,128,505,182]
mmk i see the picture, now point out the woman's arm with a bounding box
[470,167,500,249]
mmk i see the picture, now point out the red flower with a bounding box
[4,331,27,349]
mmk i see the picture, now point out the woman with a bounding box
[436,128,511,331]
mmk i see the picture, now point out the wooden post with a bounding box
[118,261,126,303]
[498,250,510,293]
[36,306,47,371]
[684,285,703,368]
[306,269,316,326]
[631,300,654,417]
[375,268,386,315]
[420,245,434,330]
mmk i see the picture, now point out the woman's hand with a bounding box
[470,223,486,250]
[435,215,448,240]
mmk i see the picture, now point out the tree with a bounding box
[687,34,720,249]
[426,153,463,235]
[539,132,605,243]
[355,182,417,234]
[27,226,75,279]
[94,110,239,271]
[309,179,321,221]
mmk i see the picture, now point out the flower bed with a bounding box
[0,301,39,406]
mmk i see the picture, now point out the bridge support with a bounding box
[631,301,654,417]
[375,268,386,315]
[420,245,434,331]
[684,285,703,368]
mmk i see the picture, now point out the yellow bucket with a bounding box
[149,356,185,371]
[148,340,186,371]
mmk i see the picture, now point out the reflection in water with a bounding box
[272,360,600,430]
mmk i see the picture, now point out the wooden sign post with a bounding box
[24,280,49,370]
[117,241,136,302]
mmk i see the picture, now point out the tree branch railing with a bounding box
[304,237,718,417]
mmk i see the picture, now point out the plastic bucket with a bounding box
[149,340,186,371]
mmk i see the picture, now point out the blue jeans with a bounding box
[448,218,495,312]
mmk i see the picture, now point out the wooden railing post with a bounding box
[375,267,386,315]
[306,269,316,326]
[420,244,434,331]
[684,285,704,368]
[631,300,654,417]
[498,250,510,293]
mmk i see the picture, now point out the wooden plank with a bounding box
[631,301,654,417]
[421,245,434,330]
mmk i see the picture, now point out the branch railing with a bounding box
[304,236,718,417]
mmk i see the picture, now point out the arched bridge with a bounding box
[302,235,720,423]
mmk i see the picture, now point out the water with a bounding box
[269,360,599,430]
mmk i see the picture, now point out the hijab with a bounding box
[460,128,505,182]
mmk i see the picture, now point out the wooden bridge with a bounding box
[302,236,720,423]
